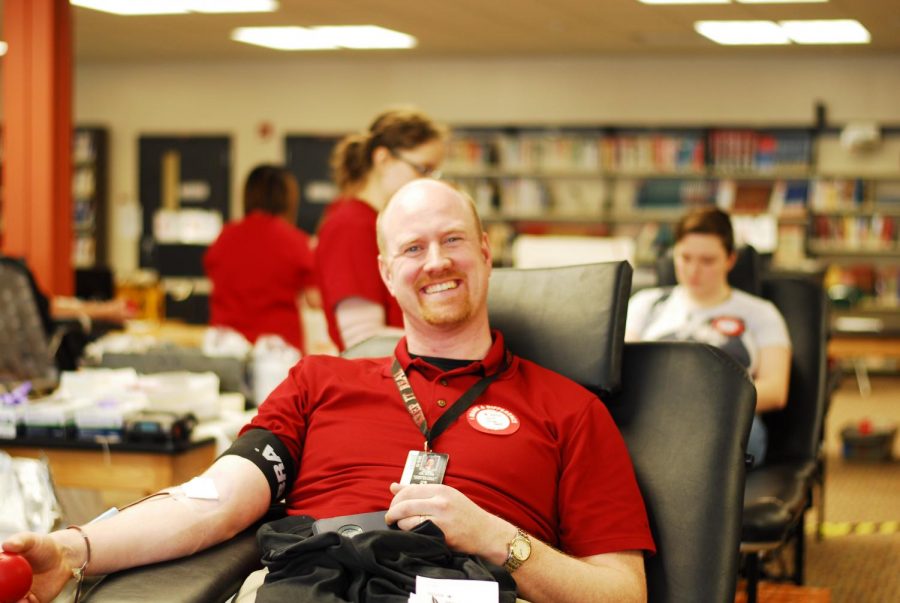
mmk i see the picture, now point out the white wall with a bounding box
[74,54,900,274]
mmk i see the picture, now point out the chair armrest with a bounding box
[82,526,262,603]
[742,460,817,544]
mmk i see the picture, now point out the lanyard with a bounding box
[391,353,507,452]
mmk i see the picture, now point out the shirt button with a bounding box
[439,379,448,386]
[437,399,448,408]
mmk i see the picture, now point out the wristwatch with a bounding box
[503,528,532,573]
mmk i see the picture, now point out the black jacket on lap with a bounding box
[256,515,517,603]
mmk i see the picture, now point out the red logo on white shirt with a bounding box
[711,316,746,337]
[467,404,520,435]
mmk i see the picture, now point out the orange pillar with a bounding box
[1,0,73,296]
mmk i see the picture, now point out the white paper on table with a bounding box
[409,576,499,602]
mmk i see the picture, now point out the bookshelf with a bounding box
[72,127,109,269]
[0,127,4,248]
[443,126,816,269]
[285,124,900,315]
[810,130,900,315]
[0,127,108,268]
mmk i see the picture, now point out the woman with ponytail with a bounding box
[316,108,447,350]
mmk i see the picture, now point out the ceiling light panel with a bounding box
[638,1,729,4]
[781,20,871,44]
[71,0,189,14]
[313,26,417,49]
[695,20,790,45]
[231,27,337,50]
[231,25,417,51]
[737,1,828,4]
[189,0,278,13]
[70,0,277,15]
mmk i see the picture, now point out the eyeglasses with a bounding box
[390,148,442,179]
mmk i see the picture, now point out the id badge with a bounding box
[400,450,449,485]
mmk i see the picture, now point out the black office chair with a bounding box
[740,274,829,603]
[655,245,763,296]
[83,261,755,603]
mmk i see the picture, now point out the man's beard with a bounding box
[420,296,472,327]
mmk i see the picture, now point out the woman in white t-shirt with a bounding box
[625,207,791,467]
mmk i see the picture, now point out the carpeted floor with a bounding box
[762,374,900,603]
[735,582,831,603]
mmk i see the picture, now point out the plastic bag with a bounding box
[0,451,61,539]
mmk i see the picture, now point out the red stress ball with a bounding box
[0,552,33,603]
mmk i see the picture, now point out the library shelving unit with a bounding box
[286,124,899,321]
[0,127,108,264]
[72,126,109,269]
[447,124,900,380]
[443,126,815,268]
[809,128,900,321]
[0,127,4,247]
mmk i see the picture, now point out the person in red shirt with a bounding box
[317,108,447,351]
[6,180,652,603]
[205,164,318,353]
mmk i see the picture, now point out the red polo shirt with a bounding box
[243,331,655,558]
[204,211,315,352]
[315,197,403,350]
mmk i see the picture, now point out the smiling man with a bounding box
[5,179,653,603]
[377,180,492,348]
[374,180,653,602]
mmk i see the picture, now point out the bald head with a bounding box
[376,179,483,255]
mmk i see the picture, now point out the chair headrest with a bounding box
[0,261,57,391]
[655,245,762,296]
[345,262,633,397]
[487,261,632,396]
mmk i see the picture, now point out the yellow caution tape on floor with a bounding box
[808,520,899,538]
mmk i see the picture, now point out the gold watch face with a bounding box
[511,536,531,560]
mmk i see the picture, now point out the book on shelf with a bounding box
[73,129,98,164]
[445,134,497,173]
[632,178,714,209]
[451,131,606,174]
[811,214,898,250]
[547,180,605,217]
[709,129,811,173]
[810,178,867,211]
[825,264,900,309]
[731,214,778,253]
[875,181,900,205]
[773,223,806,269]
[603,131,704,173]
[499,178,546,216]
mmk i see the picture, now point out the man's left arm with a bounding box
[515,543,646,603]
[386,483,647,603]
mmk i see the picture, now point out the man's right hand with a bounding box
[2,530,81,603]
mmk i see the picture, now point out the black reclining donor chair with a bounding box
[84,261,756,603]
[655,247,831,602]
[740,275,829,603]
[0,258,60,392]
[0,255,92,380]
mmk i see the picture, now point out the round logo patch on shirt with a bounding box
[711,316,746,337]
[467,404,520,435]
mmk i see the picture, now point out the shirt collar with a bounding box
[391,329,512,379]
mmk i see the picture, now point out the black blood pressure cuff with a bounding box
[219,428,297,502]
